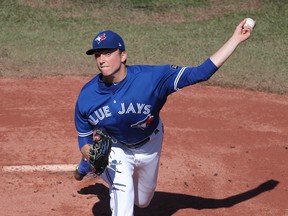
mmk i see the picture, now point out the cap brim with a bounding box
[86,49,96,55]
[86,47,123,55]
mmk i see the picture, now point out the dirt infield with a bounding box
[0,77,287,216]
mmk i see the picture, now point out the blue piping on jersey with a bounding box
[78,130,93,137]
[174,67,187,91]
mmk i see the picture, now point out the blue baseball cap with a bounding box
[86,30,125,55]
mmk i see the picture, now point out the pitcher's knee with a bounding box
[134,193,154,208]
[135,200,151,208]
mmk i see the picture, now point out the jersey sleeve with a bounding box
[157,58,218,98]
[74,100,93,150]
[176,58,218,90]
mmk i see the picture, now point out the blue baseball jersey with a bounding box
[75,58,218,149]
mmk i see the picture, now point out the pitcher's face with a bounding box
[94,49,127,79]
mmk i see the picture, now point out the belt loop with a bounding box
[154,128,159,135]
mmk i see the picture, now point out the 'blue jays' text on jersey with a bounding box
[75,58,218,149]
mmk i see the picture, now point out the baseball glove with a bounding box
[88,129,113,176]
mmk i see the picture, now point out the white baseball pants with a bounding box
[101,121,164,216]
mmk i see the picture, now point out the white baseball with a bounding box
[244,18,255,29]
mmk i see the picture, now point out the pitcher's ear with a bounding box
[121,51,127,63]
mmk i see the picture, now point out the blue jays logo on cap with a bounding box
[86,30,126,55]
[95,33,107,44]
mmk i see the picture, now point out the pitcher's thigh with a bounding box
[101,146,135,216]
[134,135,163,207]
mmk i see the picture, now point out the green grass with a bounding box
[0,0,287,94]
